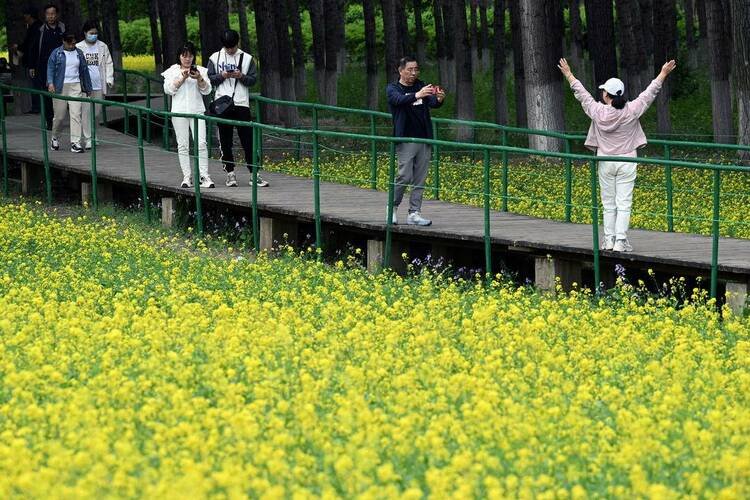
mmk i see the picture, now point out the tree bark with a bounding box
[470,0,480,72]
[87,0,101,21]
[254,0,281,123]
[705,0,733,142]
[639,0,655,79]
[433,0,450,88]
[493,0,508,124]
[198,0,230,66]
[364,0,379,109]
[584,0,618,86]
[454,0,475,140]
[616,0,645,99]
[683,0,698,68]
[381,0,401,82]
[148,0,163,72]
[60,0,83,37]
[730,0,750,157]
[158,0,188,68]
[309,0,327,99]
[101,0,123,69]
[567,0,588,88]
[396,0,411,56]
[653,0,677,134]
[413,0,427,62]
[441,0,457,89]
[323,0,343,105]
[479,0,491,69]
[519,0,565,151]
[274,0,298,126]
[288,0,306,99]
[696,0,709,65]
[509,0,527,127]
[238,0,252,52]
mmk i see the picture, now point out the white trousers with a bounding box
[172,116,208,178]
[598,160,636,241]
[51,83,83,144]
[81,89,103,142]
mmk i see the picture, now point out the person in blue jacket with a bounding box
[46,30,92,153]
[386,56,445,226]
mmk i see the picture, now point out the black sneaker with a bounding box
[50,137,59,151]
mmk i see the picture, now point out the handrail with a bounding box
[1,81,745,300]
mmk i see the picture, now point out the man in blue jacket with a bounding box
[47,31,92,153]
[386,56,445,226]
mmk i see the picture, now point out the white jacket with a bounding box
[161,64,212,114]
[207,48,257,108]
[75,40,114,95]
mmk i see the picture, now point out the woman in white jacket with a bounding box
[76,20,114,150]
[162,42,214,188]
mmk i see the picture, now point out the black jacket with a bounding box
[27,22,65,75]
[19,20,43,68]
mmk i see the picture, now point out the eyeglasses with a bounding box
[403,67,420,74]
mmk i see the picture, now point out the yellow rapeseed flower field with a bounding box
[1,201,750,498]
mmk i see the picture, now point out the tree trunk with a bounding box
[567,0,588,88]
[434,0,450,87]
[87,0,101,20]
[364,0,379,109]
[101,0,123,69]
[493,0,508,124]
[288,0,306,99]
[323,0,342,105]
[274,0,298,126]
[684,0,698,68]
[639,0,655,81]
[441,0,457,90]
[337,0,347,70]
[254,0,280,123]
[616,0,645,99]
[479,0,491,69]
[413,0,427,62]
[705,0,733,142]
[238,0,252,52]
[60,0,83,37]
[309,0,327,100]
[158,0,188,69]
[148,0,163,72]
[584,0,618,86]
[653,0,677,134]
[519,0,565,151]
[381,0,401,82]
[198,0,230,66]
[509,0,527,127]
[396,0,411,56]
[454,0,475,140]
[470,0,480,73]
[730,0,750,158]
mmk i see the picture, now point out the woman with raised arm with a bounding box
[559,58,677,252]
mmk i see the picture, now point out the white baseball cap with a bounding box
[598,78,625,96]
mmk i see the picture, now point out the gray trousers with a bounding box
[394,143,431,213]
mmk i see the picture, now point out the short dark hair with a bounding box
[604,90,627,110]
[82,19,99,34]
[221,29,240,49]
[43,3,58,13]
[177,41,197,64]
[397,56,418,70]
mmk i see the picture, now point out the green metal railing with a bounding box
[1,81,749,301]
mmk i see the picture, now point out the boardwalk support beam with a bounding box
[725,281,748,316]
[260,216,298,251]
[81,181,112,206]
[535,255,582,293]
[21,163,44,195]
[161,197,176,228]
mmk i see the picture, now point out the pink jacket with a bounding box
[571,78,662,157]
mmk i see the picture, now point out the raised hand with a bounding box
[557,58,572,79]
[657,60,677,83]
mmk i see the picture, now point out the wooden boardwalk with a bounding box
[4,113,750,281]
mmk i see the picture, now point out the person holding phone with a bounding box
[162,41,214,189]
[386,56,445,226]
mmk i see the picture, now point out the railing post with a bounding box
[471,126,478,162]
[39,95,52,204]
[162,95,170,150]
[137,109,150,222]
[710,169,720,300]
[313,126,322,258]
[664,144,674,232]
[501,130,509,212]
[89,101,98,210]
[145,83,152,143]
[483,148,492,281]
[251,125,260,251]
[369,115,377,189]
[0,89,8,197]
[564,138,572,222]
[432,121,440,199]
[254,98,263,169]
[123,72,130,136]
[295,132,302,161]
[590,159,601,292]
[192,116,204,237]
[384,141,396,269]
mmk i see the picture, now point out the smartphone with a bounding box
[190,64,197,74]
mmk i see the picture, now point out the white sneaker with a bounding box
[601,235,615,250]
[70,143,84,153]
[84,140,92,150]
[180,176,193,188]
[50,137,59,151]
[613,239,633,252]
[249,175,269,187]
[226,171,238,187]
[200,176,215,188]
[386,205,397,225]
[406,212,432,226]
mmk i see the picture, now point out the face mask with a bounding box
[86,34,98,44]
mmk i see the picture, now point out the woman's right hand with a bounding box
[657,60,677,82]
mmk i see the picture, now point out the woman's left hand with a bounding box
[557,58,573,79]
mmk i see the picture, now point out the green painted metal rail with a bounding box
[1,81,749,301]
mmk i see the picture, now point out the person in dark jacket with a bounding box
[386,56,445,226]
[28,4,64,129]
[17,8,43,113]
